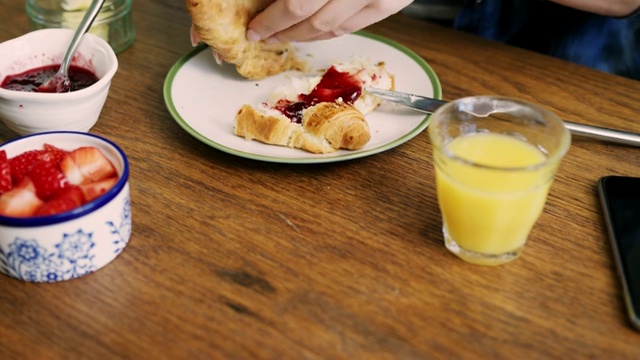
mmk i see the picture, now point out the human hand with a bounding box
[246,0,413,43]
[189,24,201,46]
[190,24,225,64]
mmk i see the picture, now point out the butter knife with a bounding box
[365,87,640,148]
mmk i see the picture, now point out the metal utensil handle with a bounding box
[59,0,107,73]
[365,87,640,148]
[563,121,640,147]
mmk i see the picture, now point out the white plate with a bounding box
[163,31,441,164]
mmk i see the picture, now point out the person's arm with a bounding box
[246,0,413,43]
[551,0,640,17]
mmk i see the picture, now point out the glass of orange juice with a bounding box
[428,96,571,265]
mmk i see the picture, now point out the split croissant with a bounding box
[235,102,370,154]
[185,0,306,80]
[234,57,395,153]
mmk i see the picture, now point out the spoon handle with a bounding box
[59,0,107,73]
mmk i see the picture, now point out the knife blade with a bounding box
[365,87,640,148]
[365,86,447,114]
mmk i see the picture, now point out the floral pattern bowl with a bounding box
[0,131,131,282]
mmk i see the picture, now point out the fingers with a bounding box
[273,0,370,42]
[248,0,413,43]
[247,0,330,42]
[190,24,224,64]
[301,1,411,42]
[190,24,202,46]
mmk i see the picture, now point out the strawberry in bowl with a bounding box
[0,144,118,217]
[0,131,131,282]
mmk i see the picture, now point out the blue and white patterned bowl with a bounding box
[0,131,131,282]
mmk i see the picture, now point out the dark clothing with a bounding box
[454,0,640,79]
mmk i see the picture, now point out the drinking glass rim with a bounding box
[431,96,572,172]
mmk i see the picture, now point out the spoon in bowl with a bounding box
[38,0,106,93]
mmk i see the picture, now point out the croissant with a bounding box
[235,102,370,153]
[185,0,306,79]
[234,56,395,153]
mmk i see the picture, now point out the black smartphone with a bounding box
[598,175,640,330]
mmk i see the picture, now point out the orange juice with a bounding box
[435,132,555,265]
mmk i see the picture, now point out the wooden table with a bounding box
[1,1,640,358]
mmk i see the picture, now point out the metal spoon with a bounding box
[38,0,106,93]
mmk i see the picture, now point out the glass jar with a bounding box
[26,0,135,54]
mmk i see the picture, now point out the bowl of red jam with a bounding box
[0,28,118,135]
[0,131,131,282]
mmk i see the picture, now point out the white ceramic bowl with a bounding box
[0,29,118,135]
[0,131,131,282]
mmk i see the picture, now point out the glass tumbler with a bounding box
[26,0,135,54]
[428,96,571,266]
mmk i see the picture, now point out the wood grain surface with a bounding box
[1,0,639,358]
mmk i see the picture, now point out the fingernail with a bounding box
[265,36,280,45]
[190,26,201,47]
[246,29,262,42]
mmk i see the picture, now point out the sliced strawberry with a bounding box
[0,178,44,217]
[0,150,11,195]
[60,147,117,185]
[34,186,84,217]
[80,176,118,202]
[27,159,69,200]
[43,143,69,166]
[9,149,48,184]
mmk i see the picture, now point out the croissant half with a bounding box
[235,102,370,154]
[234,56,394,153]
[185,0,305,79]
